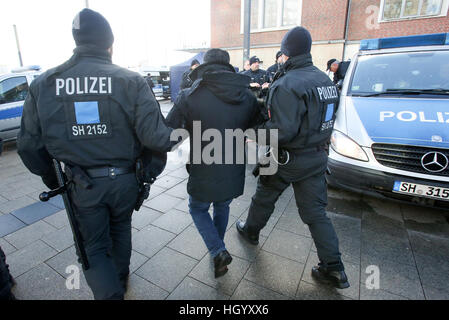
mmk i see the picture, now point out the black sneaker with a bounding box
[213,250,232,278]
[236,220,259,245]
[311,264,350,289]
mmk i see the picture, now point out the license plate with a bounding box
[393,181,449,201]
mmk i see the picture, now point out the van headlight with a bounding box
[330,130,369,162]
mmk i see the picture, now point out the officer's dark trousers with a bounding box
[0,246,13,300]
[69,173,139,300]
[246,150,344,271]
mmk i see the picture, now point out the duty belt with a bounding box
[287,144,328,155]
[84,166,134,179]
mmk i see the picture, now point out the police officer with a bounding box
[17,9,173,300]
[180,59,200,90]
[236,27,349,289]
[266,51,283,83]
[243,56,268,89]
[327,58,350,86]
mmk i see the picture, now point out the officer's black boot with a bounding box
[236,220,259,245]
[213,250,232,278]
[311,263,350,289]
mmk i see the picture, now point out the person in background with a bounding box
[243,56,268,90]
[239,59,250,73]
[166,48,262,278]
[327,59,350,86]
[180,59,200,90]
[145,73,155,91]
[266,51,283,83]
[0,246,16,300]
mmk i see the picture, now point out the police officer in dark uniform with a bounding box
[327,59,350,86]
[180,59,200,90]
[17,9,173,300]
[266,51,283,83]
[243,56,268,88]
[236,27,349,289]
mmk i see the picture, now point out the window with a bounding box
[0,77,29,105]
[242,0,302,32]
[382,0,444,20]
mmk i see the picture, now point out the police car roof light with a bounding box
[360,33,449,51]
[11,65,41,73]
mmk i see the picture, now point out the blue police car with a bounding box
[0,66,41,145]
[326,33,449,208]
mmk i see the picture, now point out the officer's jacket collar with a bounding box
[73,45,112,63]
[283,53,313,72]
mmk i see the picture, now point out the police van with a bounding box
[326,33,449,208]
[0,66,41,144]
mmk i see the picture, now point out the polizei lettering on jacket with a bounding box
[317,85,338,102]
[55,77,112,96]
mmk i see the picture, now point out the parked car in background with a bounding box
[326,33,449,208]
[0,65,42,150]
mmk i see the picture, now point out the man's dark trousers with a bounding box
[246,150,343,270]
[69,173,139,300]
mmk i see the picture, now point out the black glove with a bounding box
[42,173,59,190]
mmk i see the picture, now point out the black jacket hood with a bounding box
[189,62,251,105]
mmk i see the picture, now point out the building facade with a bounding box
[210,0,449,71]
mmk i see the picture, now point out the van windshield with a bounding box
[349,50,449,96]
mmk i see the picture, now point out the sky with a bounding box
[0,0,210,73]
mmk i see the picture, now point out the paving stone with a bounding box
[3,185,38,201]
[41,226,74,252]
[0,195,7,204]
[47,195,65,210]
[136,247,197,292]
[408,230,449,263]
[152,175,184,190]
[296,281,351,300]
[144,193,183,213]
[146,185,166,200]
[360,256,424,300]
[413,253,449,294]
[132,225,176,258]
[129,250,149,273]
[189,254,251,296]
[0,237,17,255]
[302,253,360,300]
[0,213,26,237]
[7,240,58,277]
[0,196,36,215]
[174,198,189,213]
[131,207,162,230]
[229,199,251,218]
[44,210,69,229]
[11,201,60,225]
[262,228,312,264]
[244,250,304,297]
[423,285,449,300]
[46,246,80,276]
[231,279,290,300]
[363,197,403,222]
[276,211,311,238]
[151,209,192,234]
[5,220,56,249]
[361,232,415,267]
[224,226,267,262]
[125,274,169,300]
[327,197,364,219]
[360,286,408,300]
[165,182,189,199]
[167,167,189,179]
[167,226,208,260]
[12,263,91,300]
[167,277,229,300]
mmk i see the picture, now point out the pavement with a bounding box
[1,100,449,300]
